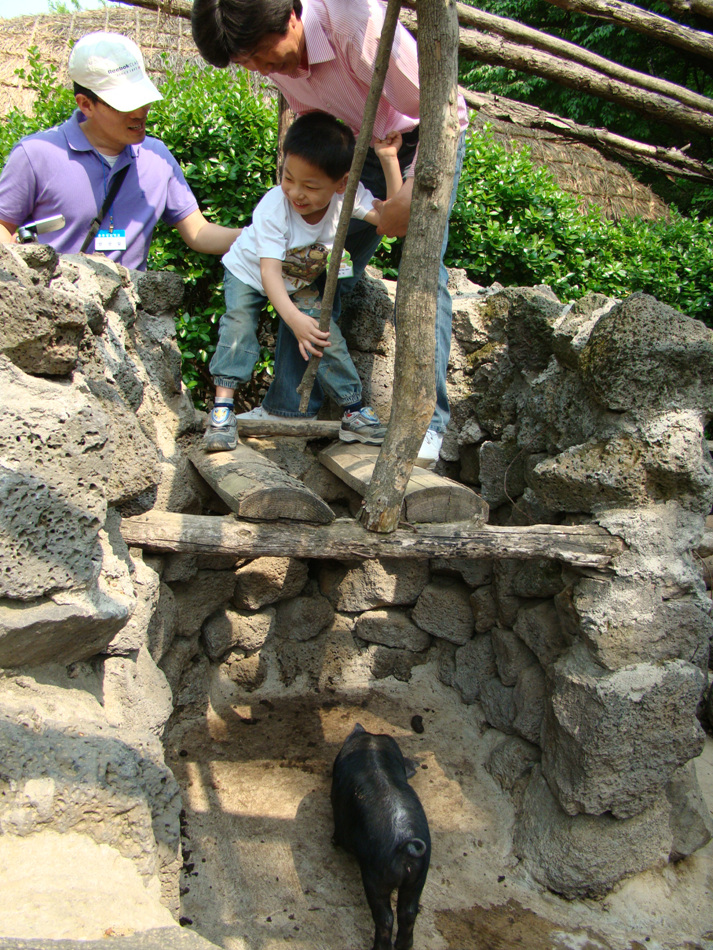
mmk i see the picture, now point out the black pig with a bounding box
[331,723,431,950]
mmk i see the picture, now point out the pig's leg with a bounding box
[363,877,394,950]
[394,881,424,950]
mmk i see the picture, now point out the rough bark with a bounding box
[120,511,625,569]
[543,0,713,60]
[358,0,461,534]
[401,0,713,117]
[461,88,713,181]
[661,0,713,18]
[296,0,402,412]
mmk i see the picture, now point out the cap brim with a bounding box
[100,77,163,112]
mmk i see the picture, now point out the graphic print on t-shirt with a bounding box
[282,242,329,291]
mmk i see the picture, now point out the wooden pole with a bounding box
[296,0,403,412]
[121,511,626,569]
[358,0,461,534]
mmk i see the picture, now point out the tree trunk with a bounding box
[661,0,713,19]
[401,0,713,117]
[544,0,713,60]
[461,88,713,180]
[295,0,403,412]
[358,0,461,534]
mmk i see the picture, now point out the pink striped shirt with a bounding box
[268,0,468,167]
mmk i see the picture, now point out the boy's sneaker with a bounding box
[416,428,443,469]
[236,405,318,421]
[339,406,387,445]
[203,405,238,452]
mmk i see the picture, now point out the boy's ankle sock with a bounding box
[213,399,234,410]
[343,401,363,414]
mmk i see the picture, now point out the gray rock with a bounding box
[369,644,430,682]
[514,767,671,898]
[107,552,161,656]
[340,273,395,356]
[513,663,547,746]
[542,644,706,818]
[412,578,475,644]
[492,627,537,686]
[0,357,109,602]
[134,271,185,316]
[159,633,201,697]
[492,559,523,628]
[479,676,516,734]
[478,440,526,508]
[354,608,431,650]
[563,576,713,671]
[513,601,571,668]
[0,675,181,913]
[580,293,713,415]
[470,584,498,634]
[275,593,335,641]
[501,287,564,373]
[666,761,713,861]
[453,634,497,704]
[173,570,236,637]
[233,557,309,610]
[102,647,174,737]
[147,583,179,663]
[221,650,268,691]
[485,735,540,794]
[319,558,429,612]
[203,606,276,660]
[510,558,564,598]
[430,557,493,588]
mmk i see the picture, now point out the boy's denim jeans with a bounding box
[263,131,467,430]
[210,268,361,407]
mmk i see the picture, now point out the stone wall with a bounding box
[1,242,712,933]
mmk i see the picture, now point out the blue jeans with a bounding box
[264,132,467,432]
[210,268,362,407]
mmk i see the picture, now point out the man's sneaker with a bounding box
[339,406,387,445]
[236,405,318,421]
[416,428,443,469]
[203,405,238,452]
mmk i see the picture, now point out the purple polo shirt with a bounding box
[0,110,198,270]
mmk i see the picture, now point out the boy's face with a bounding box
[281,154,347,224]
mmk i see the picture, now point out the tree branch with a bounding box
[462,87,713,181]
[296,0,402,412]
[358,0,461,534]
[543,0,713,60]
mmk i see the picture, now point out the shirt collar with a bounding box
[300,0,335,70]
[64,109,136,164]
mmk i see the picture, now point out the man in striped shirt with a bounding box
[192,0,468,467]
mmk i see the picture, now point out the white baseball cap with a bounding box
[68,32,163,112]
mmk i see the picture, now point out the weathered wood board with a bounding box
[120,511,625,570]
[190,445,334,524]
[319,442,489,524]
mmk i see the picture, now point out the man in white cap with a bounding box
[0,32,240,270]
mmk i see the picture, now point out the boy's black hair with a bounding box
[73,82,99,103]
[192,0,302,68]
[283,112,355,181]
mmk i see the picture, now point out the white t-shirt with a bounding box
[222,182,376,294]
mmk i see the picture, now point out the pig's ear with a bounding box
[403,757,419,779]
[351,722,366,735]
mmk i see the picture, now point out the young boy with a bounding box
[203,111,403,452]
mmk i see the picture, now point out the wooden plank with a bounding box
[121,511,626,569]
[190,445,334,524]
[319,442,489,524]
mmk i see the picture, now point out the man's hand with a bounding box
[372,179,413,238]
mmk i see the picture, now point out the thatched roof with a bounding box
[0,5,202,115]
[1,6,668,221]
[472,112,669,222]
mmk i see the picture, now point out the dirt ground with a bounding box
[165,663,713,950]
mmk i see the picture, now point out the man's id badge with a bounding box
[327,249,353,279]
[95,229,127,251]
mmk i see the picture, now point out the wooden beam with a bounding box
[120,511,626,569]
